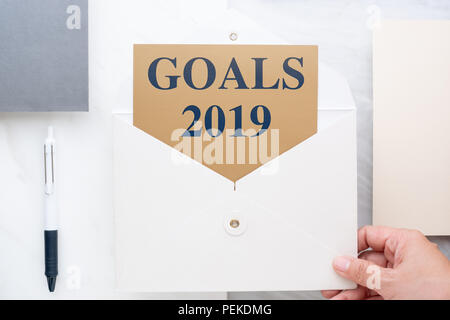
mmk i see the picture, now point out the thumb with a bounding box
[332,256,394,295]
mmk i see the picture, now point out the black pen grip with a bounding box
[44,230,58,277]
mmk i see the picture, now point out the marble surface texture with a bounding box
[0,0,448,300]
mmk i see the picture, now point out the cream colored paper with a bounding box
[373,20,450,235]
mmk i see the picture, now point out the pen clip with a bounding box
[44,127,55,194]
[44,144,55,185]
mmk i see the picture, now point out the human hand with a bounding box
[322,226,450,300]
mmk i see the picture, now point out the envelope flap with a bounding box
[318,63,355,110]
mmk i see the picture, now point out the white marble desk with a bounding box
[1,0,449,300]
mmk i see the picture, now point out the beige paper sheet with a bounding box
[373,20,450,235]
[134,45,318,182]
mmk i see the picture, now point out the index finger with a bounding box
[357,225,399,252]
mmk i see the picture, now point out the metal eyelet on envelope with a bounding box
[224,210,247,236]
[229,32,238,41]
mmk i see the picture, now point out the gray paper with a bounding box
[0,0,88,111]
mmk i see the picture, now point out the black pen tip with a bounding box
[47,276,57,292]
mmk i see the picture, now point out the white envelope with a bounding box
[108,0,357,292]
[113,63,357,292]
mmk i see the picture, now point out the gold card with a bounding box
[134,44,318,182]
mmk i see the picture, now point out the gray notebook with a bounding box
[0,0,88,112]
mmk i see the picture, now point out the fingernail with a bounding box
[333,256,351,272]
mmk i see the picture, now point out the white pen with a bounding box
[44,126,58,292]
